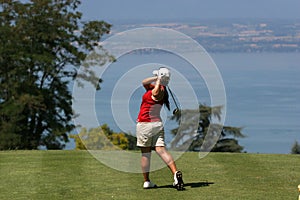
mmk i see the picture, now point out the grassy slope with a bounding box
[0,151,299,200]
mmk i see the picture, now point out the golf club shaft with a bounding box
[167,86,179,110]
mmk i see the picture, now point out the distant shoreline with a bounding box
[101,18,300,53]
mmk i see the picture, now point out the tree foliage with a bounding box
[170,104,245,152]
[0,0,114,150]
[291,141,300,154]
[70,124,138,150]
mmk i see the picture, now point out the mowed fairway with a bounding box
[0,151,299,200]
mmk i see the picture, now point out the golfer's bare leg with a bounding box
[141,147,152,182]
[155,146,177,174]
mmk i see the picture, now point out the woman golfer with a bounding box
[136,67,184,190]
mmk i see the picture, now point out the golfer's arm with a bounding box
[142,77,157,86]
[142,76,162,98]
[151,77,161,97]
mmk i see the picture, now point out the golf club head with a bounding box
[173,108,181,116]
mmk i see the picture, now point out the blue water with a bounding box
[212,53,300,153]
[69,52,300,154]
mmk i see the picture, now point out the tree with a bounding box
[70,126,116,150]
[70,124,138,150]
[291,141,300,154]
[0,0,114,150]
[170,104,245,152]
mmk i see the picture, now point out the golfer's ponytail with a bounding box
[163,87,170,111]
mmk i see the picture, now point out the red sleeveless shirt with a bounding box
[137,88,164,122]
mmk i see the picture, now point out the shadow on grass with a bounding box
[157,181,214,189]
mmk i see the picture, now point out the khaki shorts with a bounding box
[136,122,165,147]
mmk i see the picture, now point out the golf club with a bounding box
[167,86,180,115]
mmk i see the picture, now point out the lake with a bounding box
[70,52,300,154]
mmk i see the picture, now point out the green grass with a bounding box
[0,151,299,200]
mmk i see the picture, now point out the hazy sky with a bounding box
[80,0,300,22]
